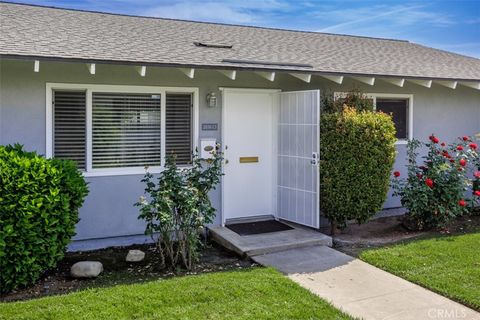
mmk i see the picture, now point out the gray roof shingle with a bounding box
[1,2,479,80]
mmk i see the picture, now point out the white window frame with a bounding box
[334,92,413,144]
[46,83,199,177]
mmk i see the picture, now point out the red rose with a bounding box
[475,171,480,178]
[441,142,446,147]
[469,143,478,150]
[429,135,439,143]
[425,178,434,188]
[393,171,400,178]
[459,199,466,207]
[459,159,467,167]
[450,159,455,163]
[457,145,464,151]
[462,136,469,141]
[416,173,423,179]
[474,191,480,197]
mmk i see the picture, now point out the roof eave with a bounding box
[1,53,479,82]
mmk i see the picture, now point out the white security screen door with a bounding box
[275,90,320,228]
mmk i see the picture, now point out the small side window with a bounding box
[376,98,409,140]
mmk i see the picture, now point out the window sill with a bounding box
[81,165,194,177]
[82,167,162,178]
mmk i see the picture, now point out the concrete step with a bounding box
[209,224,332,257]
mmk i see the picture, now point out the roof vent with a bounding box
[194,42,233,49]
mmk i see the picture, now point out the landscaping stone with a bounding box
[70,261,103,278]
[126,249,145,262]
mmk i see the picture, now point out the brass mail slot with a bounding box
[239,156,259,163]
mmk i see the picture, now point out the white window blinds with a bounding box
[92,93,161,168]
[165,93,193,165]
[53,90,86,170]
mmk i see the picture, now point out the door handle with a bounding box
[311,152,319,165]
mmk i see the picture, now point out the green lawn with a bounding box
[0,267,352,320]
[360,232,480,310]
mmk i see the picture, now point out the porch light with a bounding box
[207,92,217,108]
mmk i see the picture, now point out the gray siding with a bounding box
[1,59,479,243]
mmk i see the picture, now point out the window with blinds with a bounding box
[53,90,87,170]
[92,93,161,168]
[166,93,193,165]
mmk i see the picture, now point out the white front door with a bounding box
[221,88,320,229]
[222,89,278,224]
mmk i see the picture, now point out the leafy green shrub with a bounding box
[392,136,478,229]
[320,107,397,232]
[322,89,374,113]
[136,148,223,270]
[0,144,88,293]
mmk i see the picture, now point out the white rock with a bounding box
[70,261,103,278]
[126,249,145,262]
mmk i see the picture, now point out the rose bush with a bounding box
[392,135,479,229]
[473,144,480,211]
[136,147,223,270]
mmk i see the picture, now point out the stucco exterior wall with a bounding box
[1,59,479,245]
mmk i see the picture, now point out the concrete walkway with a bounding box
[253,246,480,320]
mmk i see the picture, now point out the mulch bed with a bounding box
[0,242,256,303]
[330,214,480,257]
[3,213,479,302]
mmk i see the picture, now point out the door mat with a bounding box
[226,220,293,236]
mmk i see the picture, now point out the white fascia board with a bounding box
[255,71,276,82]
[180,68,195,79]
[219,70,237,80]
[408,79,432,88]
[86,63,96,75]
[382,77,405,87]
[434,80,457,89]
[352,76,375,86]
[136,66,147,77]
[321,75,344,84]
[289,73,311,83]
[459,81,480,90]
[34,60,40,73]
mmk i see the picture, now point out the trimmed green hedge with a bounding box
[320,107,397,231]
[0,145,88,293]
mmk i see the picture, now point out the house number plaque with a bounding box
[201,123,218,131]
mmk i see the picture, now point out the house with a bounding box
[1,2,479,250]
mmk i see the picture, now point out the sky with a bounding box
[7,0,480,58]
